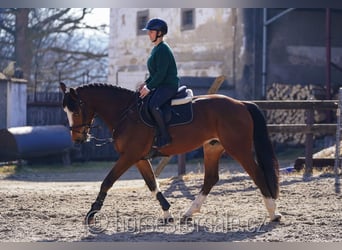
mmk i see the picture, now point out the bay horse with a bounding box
[59,82,282,225]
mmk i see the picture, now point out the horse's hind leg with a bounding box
[135,159,173,222]
[230,151,281,221]
[182,140,224,221]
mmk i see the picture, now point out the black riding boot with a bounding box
[151,107,171,148]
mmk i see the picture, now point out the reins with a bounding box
[87,133,114,146]
[110,91,140,142]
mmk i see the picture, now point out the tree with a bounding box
[15,9,30,80]
[0,8,108,93]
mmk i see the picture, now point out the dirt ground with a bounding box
[0,160,341,242]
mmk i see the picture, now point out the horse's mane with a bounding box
[76,83,136,95]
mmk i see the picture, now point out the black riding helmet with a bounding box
[143,18,168,36]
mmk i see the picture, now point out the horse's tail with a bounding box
[243,101,279,199]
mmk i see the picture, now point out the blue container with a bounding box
[279,166,295,174]
[0,125,72,161]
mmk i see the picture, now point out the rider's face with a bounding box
[147,30,157,41]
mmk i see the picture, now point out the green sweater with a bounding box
[145,41,179,90]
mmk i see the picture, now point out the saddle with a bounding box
[139,86,194,128]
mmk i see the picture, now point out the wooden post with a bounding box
[62,149,71,166]
[304,108,314,179]
[154,156,172,178]
[178,153,186,175]
[207,75,225,94]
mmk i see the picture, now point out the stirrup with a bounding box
[153,135,171,149]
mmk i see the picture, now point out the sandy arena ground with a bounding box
[0,162,341,242]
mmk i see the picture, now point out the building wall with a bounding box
[0,80,8,128]
[108,8,342,100]
[108,8,256,98]
[266,9,342,93]
[0,79,27,129]
[7,81,27,128]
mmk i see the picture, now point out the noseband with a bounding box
[68,98,93,136]
[69,123,92,134]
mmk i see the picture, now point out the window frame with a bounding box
[137,10,149,36]
[181,8,195,31]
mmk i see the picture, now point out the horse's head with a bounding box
[60,82,95,143]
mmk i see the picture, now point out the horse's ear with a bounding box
[69,88,79,101]
[60,82,67,94]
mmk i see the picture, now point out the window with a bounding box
[137,10,149,35]
[181,8,195,30]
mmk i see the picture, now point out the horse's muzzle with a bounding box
[72,132,89,144]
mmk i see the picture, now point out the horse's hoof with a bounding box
[84,211,108,233]
[84,216,94,225]
[84,211,96,225]
[158,217,174,224]
[180,216,192,224]
[271,213,282,222]
[84,218,92,225]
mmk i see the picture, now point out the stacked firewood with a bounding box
[266,83,327,145]
[313,141,342,158]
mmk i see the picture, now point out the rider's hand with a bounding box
[139,84,150,98]
[136,81,145,91]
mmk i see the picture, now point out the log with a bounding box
[264,82,334,145]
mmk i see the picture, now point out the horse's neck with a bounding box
[81,88,134,128]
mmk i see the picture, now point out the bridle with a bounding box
[68,98,94,138]
[68,91,140,145]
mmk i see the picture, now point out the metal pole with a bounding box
[261,8,267,99]
[334,88,341,193]
[264,8,295,26]
[326,8,332,123]
[304,109,314,180]
[326,8,331,101]
[261,8,295,99]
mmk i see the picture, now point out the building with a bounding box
[108,8,342,100]
[108,8,256,98]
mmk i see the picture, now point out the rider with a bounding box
[139,18,180,148]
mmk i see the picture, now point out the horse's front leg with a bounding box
[135,159,173,223]
[85,156,136,225]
